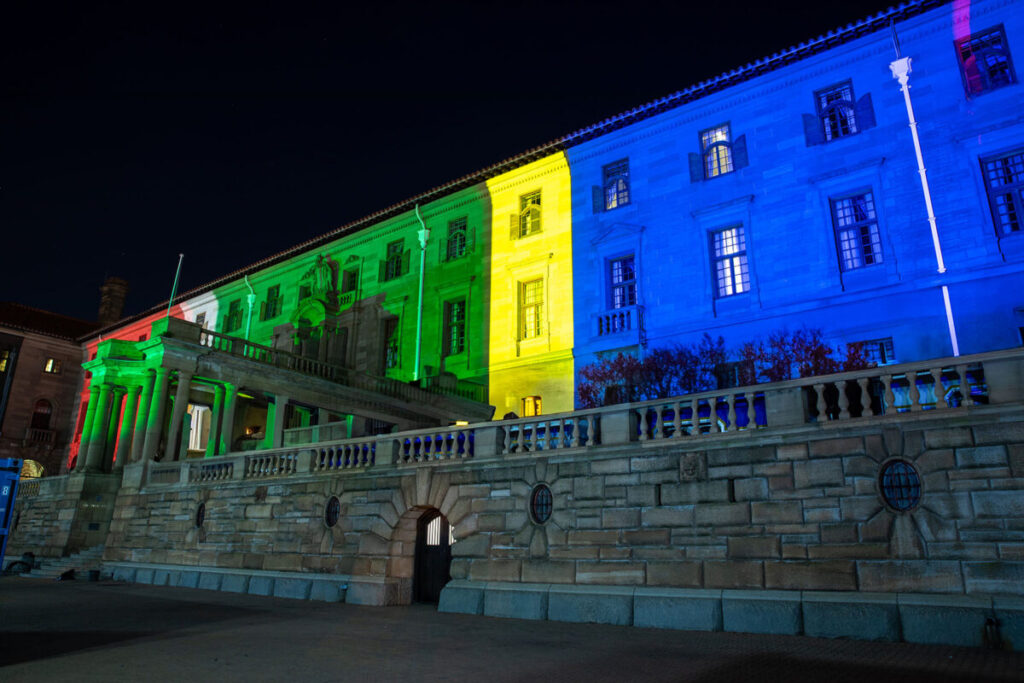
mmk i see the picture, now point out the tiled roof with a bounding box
[0,302,98,340]
[84,0,946,341]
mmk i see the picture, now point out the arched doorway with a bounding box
[413,510,453,603]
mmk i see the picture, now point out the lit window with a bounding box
[341,268,359,294]
[610,256,636,309]
[443,299,466,356]
[445,218,468,261]
[711,226,750,298]
[0,350,10,373]
[382,240,406,281]
[981,148,1024,236]
[831,192,882,270]
[515,191,542,238]
[701,124,734,178]
[195,312,206,328]
[520,279,544,339]
[603,160,630,210]
[816,82,858,142]
[43,358,62,374]
[956,25,1016,97]
[224,299,243,333]
[261,285,282,321]
[522,396,542,417]
[383,317,400,370]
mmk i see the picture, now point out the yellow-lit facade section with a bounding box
[486,152,574,417]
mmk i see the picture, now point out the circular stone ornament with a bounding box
[879,459,922,511]
[529,484,553,524]
[324,495,341,528]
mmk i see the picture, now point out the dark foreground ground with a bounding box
[1,577,1022,682]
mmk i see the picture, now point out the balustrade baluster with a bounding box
[688,398,699,436]
[727,396,737,432]
[671,402,682,438]
[908,371,921,411]
[881,375,894,414]
[955,364,969,407]
[813,384,827,421]
[638,410,649,441]
[857,377,873,416]
[503,427,511,455]
[930,368,946,408]
[746,393,756,428]
[838,381,851,420]
[654,405,665,440]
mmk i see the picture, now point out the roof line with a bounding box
[82,0,944,342]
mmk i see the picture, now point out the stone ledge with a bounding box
[438,581,1016,648]
[103,561,349,603]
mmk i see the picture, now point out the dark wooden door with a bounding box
[413,510,451,603]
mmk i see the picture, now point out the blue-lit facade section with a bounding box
[567,0,1024,400]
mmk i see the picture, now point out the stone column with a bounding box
[103,387,126,471]
[205,384,225,458]
[74,385,101,472]
[166,370,193,461]
[113,384,142,471]
[142,367,172,460]
[130,370,156,462]
[82,383,113,472]
[218,383,238,455]
[267,394,289,449]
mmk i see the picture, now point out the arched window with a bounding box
[31,399,52,430]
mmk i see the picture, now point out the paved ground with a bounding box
[1,577,1022,682]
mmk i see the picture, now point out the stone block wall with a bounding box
[7,472,119,558]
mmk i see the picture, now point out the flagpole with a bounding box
[167,253,184,317]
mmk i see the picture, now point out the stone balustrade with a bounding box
[596,305,642,337]
[501,412,601,454]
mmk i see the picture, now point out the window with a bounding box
[445,218,468,261]
[602,160,630,210]
[383,317,400,370]
[520,279,544,339]
[857,338,896,366]
[701,124,733,178]
[0,350,10,373]
[981,148,1024,236]
[513,191,541,238]
[710,226,750,298]
[522,396,542,417]
[31,399,52,430]
[43,358,62,374]
[138,334,147,341]
[879,460,921,511]
[341,268,359,294]
[831,192,882,270]
[261,285,282,321]
[956,25,1016,96]
[381,240,407,281]
[529,484,553,524]
[324,496,340,528]
[195,312,206,328]
[804,81,875,145]
[443,299,466,356]
[224,299,243,332]
[610,256,636,309]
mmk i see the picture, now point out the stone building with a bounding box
[6,0,1024,647]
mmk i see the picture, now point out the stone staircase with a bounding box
[21,546,105,580]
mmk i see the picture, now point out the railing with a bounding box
[503,412,600,454]
[596,305,642,337]
[18,479,41,497]
[398,425,475,463]
[23,428,55,446]
[137,348,1020,488]
[284,421,351,446]
[314,439,376,471]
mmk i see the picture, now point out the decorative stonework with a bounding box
[679,452,707,482]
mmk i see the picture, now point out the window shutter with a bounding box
[732,135,749,170]
[802,113,825,146]
[378,260,386,282]
[402,249,411,276]
[855,93,876,131]
[509,213,519,240]
[592,186,604,214]
[259,301,267,322]
[467,226,476,254]
[688,153,703,183]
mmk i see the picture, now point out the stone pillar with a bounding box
[103,388,126,471]
[205,384,225,458]
[74,385,101,472]
[166,370,193,461]
[130,370,156,462]
[267,394,289,449]
[113,384,142,471]
[82,383,113,472]
[142,367,172,461]
[218,383,238,455]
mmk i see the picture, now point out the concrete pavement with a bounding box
[1,577,1022,682]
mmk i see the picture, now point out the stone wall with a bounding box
[7,472,119,558]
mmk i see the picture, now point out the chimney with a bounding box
[98,277,129,326]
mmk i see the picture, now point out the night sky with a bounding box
[2,0,899,322]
